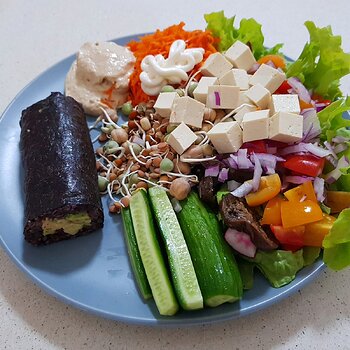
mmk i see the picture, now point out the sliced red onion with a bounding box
[301,108,317,117]
[224,228,257,258]
[285,175,314,184]
[237,148,253,169]
[325,155,349,184]
[315,102,327,112]
[280,142,331,157]
[313,177,325,202]
[326,155,338,168]
[334,143,348,154]
[227,154,238,169]
[304,143,332,157]
[324,141,338,159]
[231,181,253,197]
[205,164,220,177]
[227,179,241,191]
[332,136,349,144]
[251,153,262,191]
[214,91,221,106]
[287,77,311,103]
[218,167,229,182]
[248,63,260,74]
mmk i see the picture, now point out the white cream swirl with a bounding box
[140,40,204,96]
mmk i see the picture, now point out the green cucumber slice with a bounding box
[129,189,179,316]
[177,192,243,307]
[149,187,203,310]
[121,207,152,300]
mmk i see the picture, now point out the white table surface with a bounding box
[1,1,350,349]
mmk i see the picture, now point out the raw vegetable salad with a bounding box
[88,11,350,316]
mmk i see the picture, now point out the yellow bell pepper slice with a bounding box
[303,214,336,247]
[245,174,281,207]
[281,200,323,228]
[261,196,285,226]
[284,181,317,203]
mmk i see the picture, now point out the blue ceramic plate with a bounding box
[0,34,325,326]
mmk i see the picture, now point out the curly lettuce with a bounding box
[286,21,350,100]
[204,11,282,59]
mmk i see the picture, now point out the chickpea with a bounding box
[111,128,128,144]
[169,178,191,200]
[181,145,203,159]
[173,159,191,174]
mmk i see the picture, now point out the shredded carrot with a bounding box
[127,22,218,106]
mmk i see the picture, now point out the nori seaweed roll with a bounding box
[20,92,104,245]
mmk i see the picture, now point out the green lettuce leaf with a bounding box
[323,208,350,270]
[204,11,282,59]
[317,97,350,142]
[253,250,304,288]
[286,21,350,100]
[303,247,321,266]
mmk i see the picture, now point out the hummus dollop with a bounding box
[65,41,135,116]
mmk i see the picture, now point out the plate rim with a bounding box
[0,33,326,326]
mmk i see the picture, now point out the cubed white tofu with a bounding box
[169,96,205,128]
[206,85,240,109]
[167,122,197,155]
[249,64,286,93]
[154,92,178,118]
[218,69,250,90]
[269,94,301,115]
[242,110,270,142]
[269,112,303,143]
[246,84,271,109]
[234,104,258,125]
[200,53,233,77]
[207,121,243,154]
[224,41,256,72]
[238,91,251,106]
[193,77,218,104]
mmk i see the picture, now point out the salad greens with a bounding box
[317,96,350,142]
[323,209,350,270]
[246,250,304,288]
[204,11,282,59]
[286,21,350,100]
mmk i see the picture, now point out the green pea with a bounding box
[160,158,174,172]
[103,140,119,155]
[129,173,139,186]
[98,176,109,192]
[187,83,198,98]
[161,85,176,93]
[121,101,133,116]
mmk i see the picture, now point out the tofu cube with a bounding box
[238,91,251,106]
[218,69,250,90]
[269,112,303,143]
[169,96,205,128]
[206,85,240,109]
[154,92,178,118]
[207,121,243,154]
[167,122,197,155]
[242,110,270,143]
[193,77,218,104]
[249,64,286,93]
[224,40,256,72]
[200,53,233,77]
[269,94,301,115]
[246,84,271,109]
[234,104,258,125]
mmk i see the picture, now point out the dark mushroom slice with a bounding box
[220,194,278,250]
[198,176,218,208]
[20,92,104,245]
